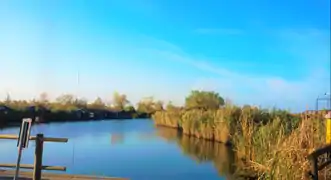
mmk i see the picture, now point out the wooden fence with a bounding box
[307,145,331,180]
[0,133,68,180]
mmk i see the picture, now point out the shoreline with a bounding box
[0,117,151,129]
[154,123,257,179]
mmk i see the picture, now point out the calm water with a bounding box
[0,119,235,180]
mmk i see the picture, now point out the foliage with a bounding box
[88,97,105,109]
[0,92,165,125]
[112,92,130,111]
[136,97,164,114]
[185,90,225,110]
[1,89,329,179]
[152,90,330,179]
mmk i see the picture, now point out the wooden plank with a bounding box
[0,134,68,143]
[0,164,66,171]
[0,169,128,180]
[307,145,331,160]
[318,159,331,171]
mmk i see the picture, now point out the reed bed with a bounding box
[152,106,330,179]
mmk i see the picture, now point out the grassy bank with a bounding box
[152,105,330,179]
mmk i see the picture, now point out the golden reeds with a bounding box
[152,105,329,179]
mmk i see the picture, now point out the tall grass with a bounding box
[152,106,330,179]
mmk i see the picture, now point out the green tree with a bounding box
[124,105,135,112]
[185,90,224,110]
[56,94,75,105]
[112,92,129,111]
[74,98,88,109]
[137,97,155,114]
[89,97,105,109]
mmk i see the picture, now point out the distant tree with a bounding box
[166,101,175,111]
[242,104,252,110]
[137,97,155,114]
[56,94,75,105]
[154,100,164,111]
[112,92,130,111]
[38,92,49,106]
[89,97,105,109]
[124,105,135,112]
[185,90,224,110]
[165,101,181,112]
[74,98,88,109]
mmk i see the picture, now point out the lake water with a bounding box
[0,119,235,180]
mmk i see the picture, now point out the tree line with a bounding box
[0,90,228,126]
[0,91,170,126]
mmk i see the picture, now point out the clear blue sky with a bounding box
[0,0,330,111]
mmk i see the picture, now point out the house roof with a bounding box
[0,105,11,111]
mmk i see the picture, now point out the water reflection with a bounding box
[1,120,235,179]
[110,133,124,145]
[156,127,236,179]
[109,132,159,145]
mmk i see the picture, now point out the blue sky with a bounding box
[0,0,330,111]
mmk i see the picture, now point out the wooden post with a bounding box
[33,134,44,180]
[311,158,319,180]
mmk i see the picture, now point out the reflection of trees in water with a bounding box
[110,133,124,145]
[138,132,159,140]
[110,132,160,145]
[156,127,236,178]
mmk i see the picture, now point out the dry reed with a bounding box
[152,105,330,179]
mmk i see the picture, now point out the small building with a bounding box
[0,105,11,114]
[89,112,95,118]
[74,109,88,119]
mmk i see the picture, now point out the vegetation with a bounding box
[0,92,164,127]
[1,89,330,179]
[152,90,330,179]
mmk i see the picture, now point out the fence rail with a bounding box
[0,133,68,180]
[0,134,68,142]
[307,145,331,180]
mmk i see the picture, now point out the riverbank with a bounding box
[152,106,329,179]
[0,106,150,128]
[0,92,160,127]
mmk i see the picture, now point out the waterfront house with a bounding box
[0,105,11,114]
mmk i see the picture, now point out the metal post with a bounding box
[326,112,331,149]
[325,111,331,180]
[14,118,32,180]
[13,147,23,180]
